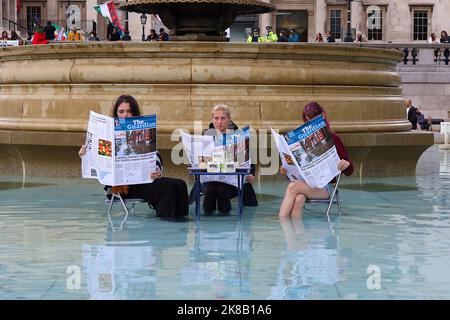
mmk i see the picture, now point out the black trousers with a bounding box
[127,177,189,217]
[203,182,238,213]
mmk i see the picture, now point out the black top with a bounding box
[43,25,56,40]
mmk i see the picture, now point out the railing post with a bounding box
[403,48,409,65]
[444,48,450,66]
[411,48,418,65]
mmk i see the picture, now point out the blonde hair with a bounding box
[211,104,231,118]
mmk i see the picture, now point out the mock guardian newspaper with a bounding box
[82,111,157,186]
[179,130,215,166]
[180,126,251,187]
[271,115,340,188]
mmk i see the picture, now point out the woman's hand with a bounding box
[245,174,256,184]
[151,170,162,180]
[279,166,287,176]
[337,159,350,172]
[78,144,86,158]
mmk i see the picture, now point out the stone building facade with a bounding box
[0,1,162,41]
[235,0,450,43]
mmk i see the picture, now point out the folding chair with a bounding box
[105,193,147,231]
[305,173,342,216]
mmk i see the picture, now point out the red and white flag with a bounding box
[94,1,125,32]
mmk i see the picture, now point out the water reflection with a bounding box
[2,145,450,299]
[440,150,450,176]
[181,220,252,299]
[269,217,344,299]
[82,218,188,300]
[82,244,160,299]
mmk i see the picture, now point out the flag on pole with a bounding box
[94,1,125,33]
[56,27,67,41]
[153,14,162,24]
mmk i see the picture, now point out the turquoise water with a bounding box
[0,145,449,300]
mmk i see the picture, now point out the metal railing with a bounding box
[349,43,450,66]
[14,19,97,36]
[1,18,27,35]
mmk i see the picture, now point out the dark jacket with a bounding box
[43,25,56,40]
[408,106,418,129]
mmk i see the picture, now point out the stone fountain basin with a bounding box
[0,42,432,177]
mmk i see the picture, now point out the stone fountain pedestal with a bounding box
[0,42,432,179]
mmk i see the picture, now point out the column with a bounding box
[86,0,97,33]
[351,0,364,33]
[260,0,273,30]
[5,0,10,22]
[46,0,58,23]
[314,0,327,35]
[260,13,272,31]
[308,10,314,42]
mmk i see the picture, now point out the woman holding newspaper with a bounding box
[79,95,189,218]
[279,102,353,218]
[201,104,257,216]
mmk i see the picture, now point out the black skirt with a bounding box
[127,177,189,217]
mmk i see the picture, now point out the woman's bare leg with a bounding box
[291,194,306,219]
[279,181,330,217]
[279,181,303,217]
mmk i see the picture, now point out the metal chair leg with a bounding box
[116,193,131,216]
[335,191,343,216]
[325,173,341,217]
[107,195,115,216]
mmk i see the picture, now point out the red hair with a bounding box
[302,102,331,129]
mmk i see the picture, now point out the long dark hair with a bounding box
[302,101,330,128]
[112,95,141,117]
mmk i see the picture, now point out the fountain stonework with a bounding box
[0,41,432,179]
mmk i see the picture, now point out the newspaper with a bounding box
[179,130,215,166]
[271,115,340,188]
[180,126,251,187]
[81,111,157,186]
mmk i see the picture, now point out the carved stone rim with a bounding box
[0,42,403,66]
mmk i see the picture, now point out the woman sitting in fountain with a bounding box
[79,95,189,219]
[194,104,258,216]
[278,102,354,219]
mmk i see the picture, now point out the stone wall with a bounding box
[399,66,450,120]
[396,47,450,121]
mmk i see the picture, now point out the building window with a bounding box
[367,8,382,40]
[330,10,341,40]
[413,10,428,41]
[26,6,41,34]
[276,11,308,42]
